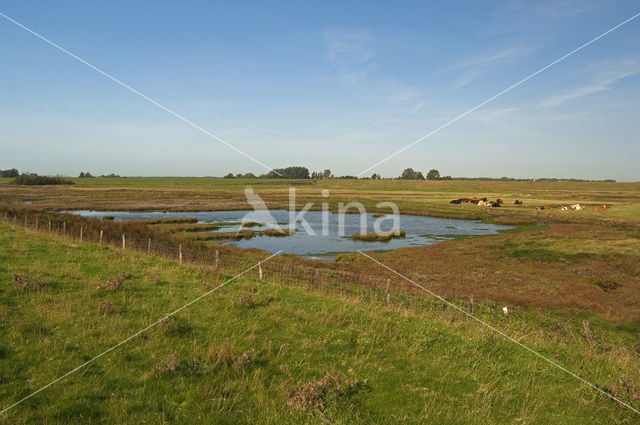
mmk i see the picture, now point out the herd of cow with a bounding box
[449,197,504,207]
[449,197,612,212]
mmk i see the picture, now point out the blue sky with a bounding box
[1,1,639,180]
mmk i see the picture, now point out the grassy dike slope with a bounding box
[0,222,639,424]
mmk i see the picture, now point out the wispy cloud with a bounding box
[465,106,521,124]
[446,45,529,90]
[323,28,375,81]
[539,61,640,107]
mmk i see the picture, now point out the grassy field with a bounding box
[1,223,639,424]
[1,177,639,423]
[2,177,639,226]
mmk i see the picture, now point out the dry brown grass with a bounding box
[343,224,640,322]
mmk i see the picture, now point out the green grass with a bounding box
[1,223,640,423]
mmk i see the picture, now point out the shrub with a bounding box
[12,174,74,185]
[0,168,19,178]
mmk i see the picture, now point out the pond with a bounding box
[66,210,513,259]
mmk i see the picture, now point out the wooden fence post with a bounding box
[215,250,219,269]
[48,221,51,233]
[178,244,182,264]
[99,230,103,245]
[314,268,319,290]
[121,234,125,259]
[80,225,83,242]
[63,222,66,236]
[24,216,27,228]
[35,218,38,230]
[469,296,474,315]
[258,264,263,280]
[147,238,151,255]
[583,320,594,347]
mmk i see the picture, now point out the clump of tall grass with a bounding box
[351,230,406,241]
[102,272,132,290]
[13,274,44,291]
[100,300,114,314]
[136,217,198,225]
[207,340,253,371]
[282,366,367,411]
[240,221,263,228]
[190,230,255,241]
[261,228,295,237]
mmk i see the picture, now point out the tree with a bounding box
[224,173,235,179]
[264,166,310,179]
[426,169,441,180]
[78,172,85,178]
[371,173,380,180]
[400,168,421,180]
[0,168,19,178]
[323,169,332,179]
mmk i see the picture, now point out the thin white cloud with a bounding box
[323,28,375,81]
[465,106,521,124]
[446,45,530,90]
[539,61,640,107]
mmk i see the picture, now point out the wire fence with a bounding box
[0,207,439,307]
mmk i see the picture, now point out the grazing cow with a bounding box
[514,200,523,205]
[480,197,488,202]
[561,206,568,210]
[496,198,504,204]
[477,200,486,206]
[460,198,474,203]
[536,205,551,210]
[593,204,611,212]
[570,203,584,210]
[470,199,480,204]
[450,199,462,204]
[490,202,501,207]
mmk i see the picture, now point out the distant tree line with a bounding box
[0,168,19,178]
[11,173,74,185]
[79,172,121,178]
[221,166,458,180]
[398,168,451,180]
[225,166,317,179]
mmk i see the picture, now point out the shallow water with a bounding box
[67,209,513,259]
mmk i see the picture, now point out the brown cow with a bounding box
[496,198,503,204]
[514,200,523,205]
[593,204,611,212]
